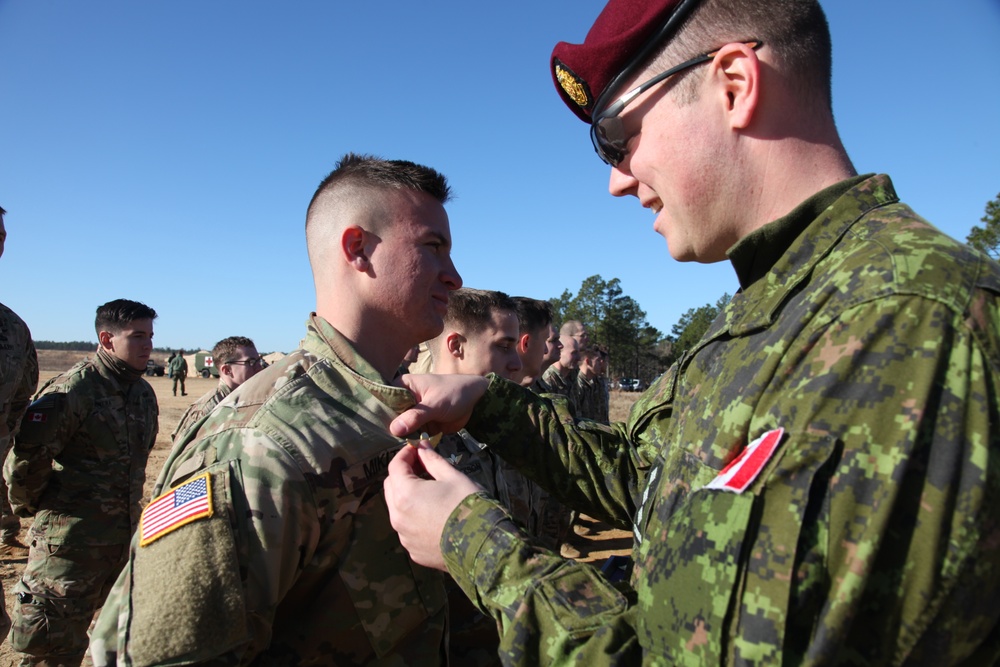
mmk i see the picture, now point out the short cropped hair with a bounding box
[212,336,256,366]
[0,205,6,216]
[560,319,586,337]
[651,0,832,111]
[305,153,452,274]
[95,299,158,335]
[443,288,517,336]
[513,297,554,335]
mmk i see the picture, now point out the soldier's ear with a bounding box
[341,226,370,271]
[446,332,464,358]
[518,333,531,354]
[98,330,114,351]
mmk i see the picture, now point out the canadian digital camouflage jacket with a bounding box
[4,352,157,545]
[90,314,447,666]
[441,175,1000,665]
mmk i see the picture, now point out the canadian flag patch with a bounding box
[29,412,46,423]
[704,428,784,494]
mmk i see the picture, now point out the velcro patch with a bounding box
[704,428,785,494]
[140,473,213,546]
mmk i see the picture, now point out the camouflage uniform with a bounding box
[0,304,38,542]
[4,349,157,665]
[167,354,187,396]
[439,175,1000,664]
[0,302,39,641]
[575,372,609,423]
[541,364,575,401]
[90,314,447,666]
[169,379,231,442]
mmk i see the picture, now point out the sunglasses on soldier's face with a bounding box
[590,40,763,167]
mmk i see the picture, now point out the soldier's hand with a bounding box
[385,441,481,571]
[390,374,490,438]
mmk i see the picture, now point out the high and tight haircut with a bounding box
[95,299,158,335]
[512,297,554,335]
[306,153,452,224]
[212,336,257,365]
[444,288,518,337]
[649,0,833,112]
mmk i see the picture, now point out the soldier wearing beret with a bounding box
[90,154,462,665]
[384,0,1000,664]
[5,299,158,666]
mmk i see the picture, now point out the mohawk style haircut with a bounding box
[512,297,554,335]
[94,299,158,335]
[647,0,833,112]
[212,336,257,366]
[443,288,518,336]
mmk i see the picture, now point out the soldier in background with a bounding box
[510,297,554,389]
[426,287,520,667]
[0,205,40,641]
[167,349,187,396]
[383,0,1000,662]
[533,320,563,393]
[540,329,579,402]
[5,299,158,666]
[91,153,461,664]
[575,344,610,423]
[170,336,263,442]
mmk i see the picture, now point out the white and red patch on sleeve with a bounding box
[704,428,785,494]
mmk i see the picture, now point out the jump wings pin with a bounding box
[403,431,442,449]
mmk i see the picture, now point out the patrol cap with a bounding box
[551,0,703,123]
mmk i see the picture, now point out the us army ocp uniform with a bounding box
[91,315,447,665]
[4,349,157,664]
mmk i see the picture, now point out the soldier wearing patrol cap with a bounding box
[384,0,1000,664]
[90,154,462,665]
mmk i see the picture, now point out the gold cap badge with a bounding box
[555,62,590,109]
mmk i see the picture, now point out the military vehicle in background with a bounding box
[181,350,219,378]
[145,359,165,377]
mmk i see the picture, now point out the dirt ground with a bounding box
[0,350,635,663]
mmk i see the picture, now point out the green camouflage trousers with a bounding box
[10,531,126,666]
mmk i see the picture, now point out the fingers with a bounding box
[390,407,432,438]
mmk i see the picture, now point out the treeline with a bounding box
[34,341,177,354]
[550,275,730,387]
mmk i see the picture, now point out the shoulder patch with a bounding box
[17,393,67,443]
[704,428,785,494]
[140,473,213,546]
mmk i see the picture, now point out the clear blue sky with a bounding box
[2,1,999,354]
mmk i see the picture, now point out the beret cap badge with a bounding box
[554,60,591,109]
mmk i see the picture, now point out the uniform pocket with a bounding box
[339,488,446,658]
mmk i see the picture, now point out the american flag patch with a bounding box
[704,428,784,494]
[139,473,213,547]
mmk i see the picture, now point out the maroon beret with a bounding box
[551,0,702,123]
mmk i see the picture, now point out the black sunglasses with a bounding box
[590,40,763,166]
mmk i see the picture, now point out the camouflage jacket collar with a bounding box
[728,174,870,290]
[720,174,899,337]
[301,313,416,413]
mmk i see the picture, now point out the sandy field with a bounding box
[0,350,636,664]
